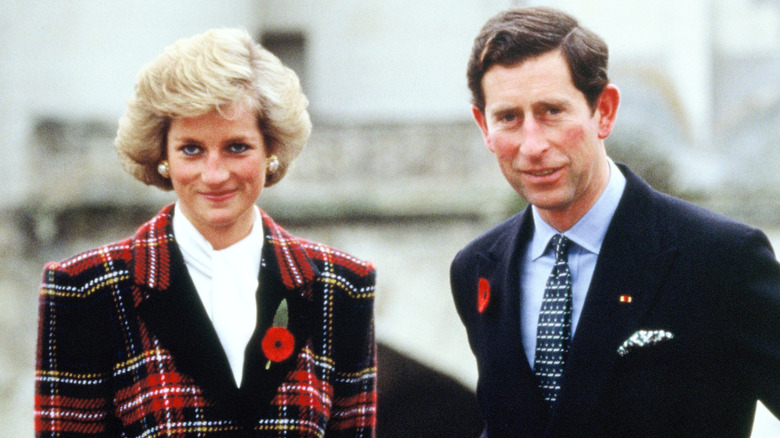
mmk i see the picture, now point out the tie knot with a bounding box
[550,234,570,262]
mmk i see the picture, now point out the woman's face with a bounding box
[166,103,267,249]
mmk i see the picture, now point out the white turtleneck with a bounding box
[172,202,264,387]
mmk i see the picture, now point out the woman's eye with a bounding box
[228,143,250,153]
[180,144,201,156]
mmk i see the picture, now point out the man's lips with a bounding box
[523,167,563,178]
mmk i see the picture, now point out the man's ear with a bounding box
[596,84,620,139]
[472,105,495,152]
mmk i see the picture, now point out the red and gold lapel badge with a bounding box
[619,295,633,303]
[263,297,295,369]
[478,278,490,313]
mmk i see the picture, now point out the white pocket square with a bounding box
[617,329,675,357]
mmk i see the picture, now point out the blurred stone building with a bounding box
[2,0,779,436]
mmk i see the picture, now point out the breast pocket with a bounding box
[610,333,719,408]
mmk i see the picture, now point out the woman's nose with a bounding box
[201,154,230,184]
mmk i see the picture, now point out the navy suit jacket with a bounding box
[451,164,780,437]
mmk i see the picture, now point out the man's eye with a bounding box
[501,114,516,122]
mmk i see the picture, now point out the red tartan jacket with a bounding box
[36,204,376,437]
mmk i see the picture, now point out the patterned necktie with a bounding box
[534,234,573,408]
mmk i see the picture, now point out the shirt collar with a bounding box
[172,202,264,277]
[530,157,626,259]
[173,202,214,277]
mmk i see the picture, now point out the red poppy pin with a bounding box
[262,298,295,369]
[478,278,490,313]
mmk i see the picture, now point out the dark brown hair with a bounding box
[467,6,609,113]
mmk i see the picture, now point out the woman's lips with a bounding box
[201,190,236,202]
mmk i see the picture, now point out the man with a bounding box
[450,6,780,437]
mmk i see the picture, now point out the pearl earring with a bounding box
[157,160,170,178]
[266,155,280,174]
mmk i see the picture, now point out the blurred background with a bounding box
[1,0,779,436]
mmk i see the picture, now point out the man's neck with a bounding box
[537,158,612,232]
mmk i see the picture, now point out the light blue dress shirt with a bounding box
[521,158,626,368]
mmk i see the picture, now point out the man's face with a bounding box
[473,49,618,231]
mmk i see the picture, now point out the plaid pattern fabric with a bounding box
[36,204,377,437]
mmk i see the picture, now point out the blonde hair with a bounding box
[115,28,311,189]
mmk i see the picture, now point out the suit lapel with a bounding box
[551,166,679,431]
[485,209,534,374]
[477,209,552,429]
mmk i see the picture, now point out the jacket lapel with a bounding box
[550,165,679,432]
[238,212,320,417]
[130,205,320,419]
[131,205,240,412]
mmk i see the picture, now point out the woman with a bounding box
[35,28,376,437]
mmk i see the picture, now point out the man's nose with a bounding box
[518,119,548,158]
